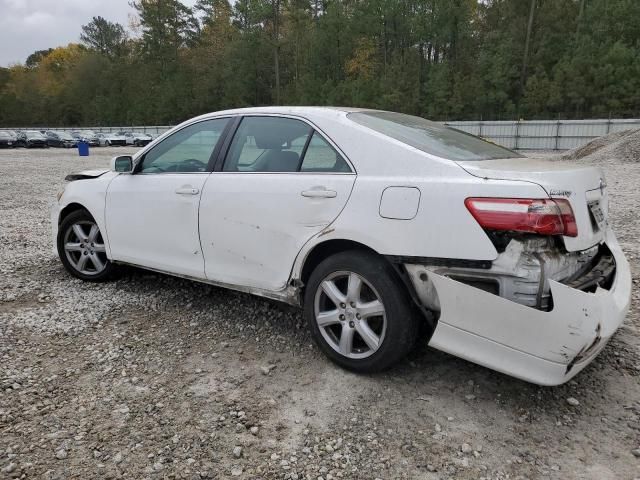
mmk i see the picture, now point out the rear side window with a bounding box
[348,111,522,161]
[223,116,352,173]
[300,132,350,173]
[224,117,311,172]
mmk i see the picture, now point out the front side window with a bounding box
[139,118,229,173]
[348,111,522,161]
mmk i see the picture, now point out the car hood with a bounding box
[457,156,607,252]
[65,169,110,181]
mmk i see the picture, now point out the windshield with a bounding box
[81,131,96,136]
[348,111,521,161]
[26,131,45,138]
[0,131,10,138]
[57,132,73,140]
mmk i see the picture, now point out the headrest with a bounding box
[247,118,310,150]
[254,130,285,149]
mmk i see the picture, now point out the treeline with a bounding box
[1,0,639,127]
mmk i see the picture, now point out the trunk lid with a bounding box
[457,157,608,252]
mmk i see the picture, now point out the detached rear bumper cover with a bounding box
[406,228,631,386]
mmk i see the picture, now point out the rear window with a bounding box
[348,111,522,161]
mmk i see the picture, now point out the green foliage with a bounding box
[1,0,639,127]
[80,16,128,57]
[25,49,54,69]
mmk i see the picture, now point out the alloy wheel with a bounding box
[314,271,386,359]
[63,220,108,276]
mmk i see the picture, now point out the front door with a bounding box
[105,118,229,278]
[199,115,356,291]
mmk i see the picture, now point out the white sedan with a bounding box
[96,132,127,147]
[51,107,631,385]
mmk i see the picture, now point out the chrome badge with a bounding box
[549,189,572,197]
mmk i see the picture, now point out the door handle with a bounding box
[301,188,337,198]
[175,187,199,195]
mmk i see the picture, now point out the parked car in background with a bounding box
[52,107,631,386]
[79,130,100,146]
[0,131,17,148]
[117,131,153,147]
[96,132,127,147]
[70,130,99,146]
[46,131,77,148]
[16,130,49,148]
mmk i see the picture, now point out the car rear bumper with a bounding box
[405,227,631,386]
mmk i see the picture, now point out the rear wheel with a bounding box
[57,210,116,282]
[304,250,418,372]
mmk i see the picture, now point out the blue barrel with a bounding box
[78,141,89,157]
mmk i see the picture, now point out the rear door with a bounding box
[199,115,356,291]
[106,118,230,278]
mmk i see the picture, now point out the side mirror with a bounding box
[111,155,133,173]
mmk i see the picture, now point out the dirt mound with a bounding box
[562,128,640,162]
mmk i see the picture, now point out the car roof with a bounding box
[202,106,367,117]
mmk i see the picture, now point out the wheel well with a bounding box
[299,239,378,287]
[58,203,89,224]
[299,239,437,334]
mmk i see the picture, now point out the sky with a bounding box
[0,0,196,67]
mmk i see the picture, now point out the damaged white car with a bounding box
[51,107,631,386]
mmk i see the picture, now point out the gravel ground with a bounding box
[0,146,639,480]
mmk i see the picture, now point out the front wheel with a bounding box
[304,250,418,373]
[57,210,116,282]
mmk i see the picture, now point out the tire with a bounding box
[304,250,419,373]
[57,209,116,282]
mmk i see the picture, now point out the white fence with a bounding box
[444,118,640,150]
[4,118,640,151]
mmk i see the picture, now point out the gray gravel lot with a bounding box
[0,146,639,480]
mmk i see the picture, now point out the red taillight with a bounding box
[465,198,578,237]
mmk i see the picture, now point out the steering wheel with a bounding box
[177,158,207,172]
